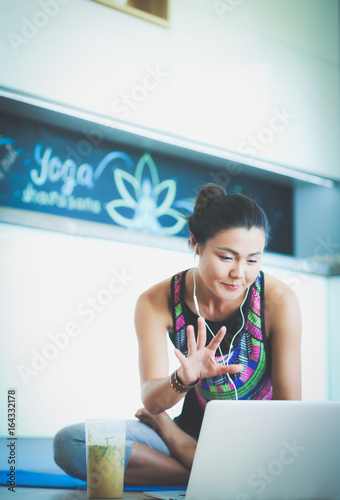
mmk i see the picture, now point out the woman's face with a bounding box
[194,227,266,303]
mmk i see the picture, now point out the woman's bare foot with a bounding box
[135,407,171,433]
[135,407,197,469]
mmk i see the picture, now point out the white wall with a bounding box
[0,222,193,436]
[328,276,340,400]
[0,0,339,180]
[0,222,330,437]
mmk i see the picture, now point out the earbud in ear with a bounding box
[193,243,199,268]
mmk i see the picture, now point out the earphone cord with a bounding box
[192,257,249,401]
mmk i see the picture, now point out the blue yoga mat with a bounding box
[0,437,183,491]
[0,469,183,492]
[0,469,87,489]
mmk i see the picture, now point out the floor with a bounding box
[0,437,180,499]
[0,486,158,499]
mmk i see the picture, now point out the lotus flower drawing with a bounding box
[106,153,193,235]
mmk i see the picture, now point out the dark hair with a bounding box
[187,183,271,246]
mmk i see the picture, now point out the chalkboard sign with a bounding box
[0,111,293,254]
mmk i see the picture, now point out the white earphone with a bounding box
[192,245,200,315]
[192,243,249,400]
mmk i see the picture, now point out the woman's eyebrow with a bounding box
[216,247,263,256]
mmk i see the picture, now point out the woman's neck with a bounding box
[184,268,247,323]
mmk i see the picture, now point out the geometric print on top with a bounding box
[169,270,272,408]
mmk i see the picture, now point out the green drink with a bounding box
[85,419,126,499]
[87,444,125,498]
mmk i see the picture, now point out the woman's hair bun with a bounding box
[187,182,270,247]
[194,183,226,211]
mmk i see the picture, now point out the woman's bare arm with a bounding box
[265,274,302,400]
[135,279,243,414]
[135,280,186,414]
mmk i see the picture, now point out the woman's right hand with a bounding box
[174,316,243,384]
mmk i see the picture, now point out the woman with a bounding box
[54,183,301,486]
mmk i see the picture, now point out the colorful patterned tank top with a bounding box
[169,269,272,439]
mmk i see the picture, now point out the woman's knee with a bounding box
[53,423,85,472]
[54,425,72,467]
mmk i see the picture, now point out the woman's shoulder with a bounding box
[138,276,172,305]
[262,272,301,334]
[138,269,188,303]
[264,274,302,348]
[263,272,298,302]
[135,274,180,331]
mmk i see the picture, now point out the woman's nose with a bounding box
[229,261,245,279]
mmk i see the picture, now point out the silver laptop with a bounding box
[144,400,340,500]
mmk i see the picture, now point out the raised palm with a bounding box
[175,316,243,384]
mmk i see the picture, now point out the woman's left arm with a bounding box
[265,275,302,400]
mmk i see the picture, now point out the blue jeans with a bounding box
[53,420,171,481]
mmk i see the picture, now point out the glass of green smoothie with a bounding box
[85,419,126,499]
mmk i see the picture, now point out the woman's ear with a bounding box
[190,234,199,254]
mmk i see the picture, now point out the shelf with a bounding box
[0,88,334,188]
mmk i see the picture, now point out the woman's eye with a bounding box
[221,256,233,261]
[248,260,257,264]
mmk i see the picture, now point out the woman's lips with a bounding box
[222,283,241,291]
